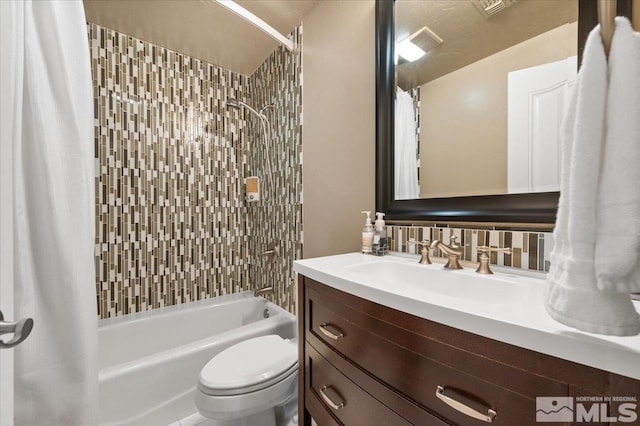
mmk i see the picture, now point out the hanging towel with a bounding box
[394,88,420,199]
[544,22,640,336]
[595,18,640,297]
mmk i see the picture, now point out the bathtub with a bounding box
[98,292,297,426]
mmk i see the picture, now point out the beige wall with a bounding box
[419,22,577,199]
[302,0,375,258]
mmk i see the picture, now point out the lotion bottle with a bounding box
[372,212,388,256]
[361,211,374,254]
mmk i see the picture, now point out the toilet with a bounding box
[195,334,298,426]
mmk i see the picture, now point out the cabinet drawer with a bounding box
[306,283,567,425]
[306,343,412,426]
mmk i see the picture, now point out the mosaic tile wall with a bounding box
[90,23,302,318]
[246,27,303,314]
[388,224,554,272]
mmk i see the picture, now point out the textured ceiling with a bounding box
[83,0,319,76]
[396,0,578,89]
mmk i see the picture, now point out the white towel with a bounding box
[545,22,640,336]
[595,18,640,296]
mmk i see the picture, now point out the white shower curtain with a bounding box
[3,0,98,424]
[394,88,420,199]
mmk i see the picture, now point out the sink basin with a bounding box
[344,260,532,306]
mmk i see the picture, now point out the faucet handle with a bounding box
[409,239,432,264]
[261,242,279,264]
[477,246,512,255]
[475,246,512,274]
[409,239,431,247]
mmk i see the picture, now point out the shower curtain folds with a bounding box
[394,88,420,200]
[5,0,98,424]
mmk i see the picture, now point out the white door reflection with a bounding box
[508,56,578,193]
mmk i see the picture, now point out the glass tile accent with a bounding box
[387,224,553,273]
[90,23,303,318]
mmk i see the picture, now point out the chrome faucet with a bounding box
[254,286,274,298]
[430,236,464,270]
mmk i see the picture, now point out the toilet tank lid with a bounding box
[200,334,297,390]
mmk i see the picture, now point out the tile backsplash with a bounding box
[90,23,302,318]
[388,224,554,272]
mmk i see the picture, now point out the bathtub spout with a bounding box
[254,286,274,298]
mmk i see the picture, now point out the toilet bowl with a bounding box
[195,334,298,426]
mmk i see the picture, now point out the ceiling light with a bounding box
[214,0,293,51]
[397,39,426,62]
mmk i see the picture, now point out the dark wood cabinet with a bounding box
[298,275,640,426]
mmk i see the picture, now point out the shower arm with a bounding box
[227,99,275,200]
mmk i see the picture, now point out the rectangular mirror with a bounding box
[395,0,577,200]
[376,0,633,224]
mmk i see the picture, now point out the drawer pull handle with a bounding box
[319,385,346,410]
[436,386,496,423]
[319,323,344,340]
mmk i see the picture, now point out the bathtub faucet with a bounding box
[254,286,274,298]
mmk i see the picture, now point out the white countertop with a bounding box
[293,252,640,380]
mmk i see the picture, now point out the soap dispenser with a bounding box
[372,212,388,256]
[361,211,374,254]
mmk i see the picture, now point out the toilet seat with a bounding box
[198,335,297,396]
[199,363,297,396]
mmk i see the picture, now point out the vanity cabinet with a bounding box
[297,275,640,426]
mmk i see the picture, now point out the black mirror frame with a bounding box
[375,0,633,225]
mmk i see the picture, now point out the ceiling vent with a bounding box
[409,26,444,53]
[471,0,519,18]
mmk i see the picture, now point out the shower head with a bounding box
[226,98,242,109]
[227,99,275,120]
[226,98,264,120]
